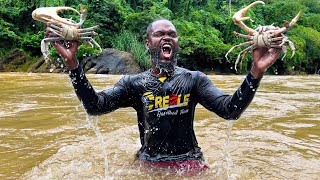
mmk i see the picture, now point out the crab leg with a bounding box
[271,37,284,42]
[48,23,63,31]
[234,46,252,71]
[48,27,62,37]
[80,37,102,52]
[233,31,253,40]
[79,32,98,36]
[281,45,287,61]
[89,39,102,52]
[41,37,60,58]
[288,40,296,58]
[78,25,100,32]
[225,41,252,62]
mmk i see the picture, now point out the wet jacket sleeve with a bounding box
[69,66,131,116]
[196,72,261,120]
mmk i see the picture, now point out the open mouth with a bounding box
[161,43,173,60]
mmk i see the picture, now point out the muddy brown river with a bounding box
[0,72,319,179]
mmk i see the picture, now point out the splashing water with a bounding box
[216,120,238,180]
[224,120,237,180]
[86,115,110,179]
[1,74,319,179]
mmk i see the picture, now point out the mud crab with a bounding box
[225,1,301,71]
[32,4,101,58]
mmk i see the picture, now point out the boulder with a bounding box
[81,48,142,74]
[0,48,143,74]
[0,49,31,72]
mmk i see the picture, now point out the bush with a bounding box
[173,19,229,71]
[20,31,44,56]
[112,30,150,70]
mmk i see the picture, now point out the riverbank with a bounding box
[1,49,319,75]
[0,48,142,74]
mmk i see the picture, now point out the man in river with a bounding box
[50,19,280,173]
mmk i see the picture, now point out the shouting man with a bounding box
[51,19,280,173]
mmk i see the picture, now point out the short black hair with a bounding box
[146,18,171,39]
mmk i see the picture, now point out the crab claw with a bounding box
[32,6,82,27]
[78,4,87,26]
[232,1,265,36]
[273,11,301,36]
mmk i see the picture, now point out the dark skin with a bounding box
[145,20,178,77]
[51,19,281,78]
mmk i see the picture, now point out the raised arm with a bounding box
[196,72,260,120]
[198,46,280,120]
[49,34,131,115]
[69,67,131,115]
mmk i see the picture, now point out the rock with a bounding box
[0,49,31,72]
[1,48,143,74]
[27,57,45,72]
[81,48,142,74]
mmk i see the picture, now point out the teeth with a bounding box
[161,43,172,55]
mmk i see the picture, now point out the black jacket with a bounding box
[69,66,260,162]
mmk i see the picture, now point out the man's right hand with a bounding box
[45,29,79,70]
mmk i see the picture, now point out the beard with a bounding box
[149,41,178,77]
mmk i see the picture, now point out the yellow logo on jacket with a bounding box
[142,92,190,112]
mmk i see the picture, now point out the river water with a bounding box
[0,72,319,180]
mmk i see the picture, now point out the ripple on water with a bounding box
[22,125,139,179]
[1,73,319,179]
[274,123,316,129]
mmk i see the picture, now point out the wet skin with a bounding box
[146,20,179,77]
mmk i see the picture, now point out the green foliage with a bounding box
[173,19,229,70]
[124,1,172,40]
[76,43,101,61]
[112,30,150,70]
[303,0,320,14]
[0,0,319,74]
[0,10,21,48]
[0,21,20,48]
[263,1,303,27]
[300,13,320,32]
[0,48,11,59]
[20,31,44,56]
[85,0,129,47]
[292,25,320,73]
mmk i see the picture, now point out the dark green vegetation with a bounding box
[0,0,319,74]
